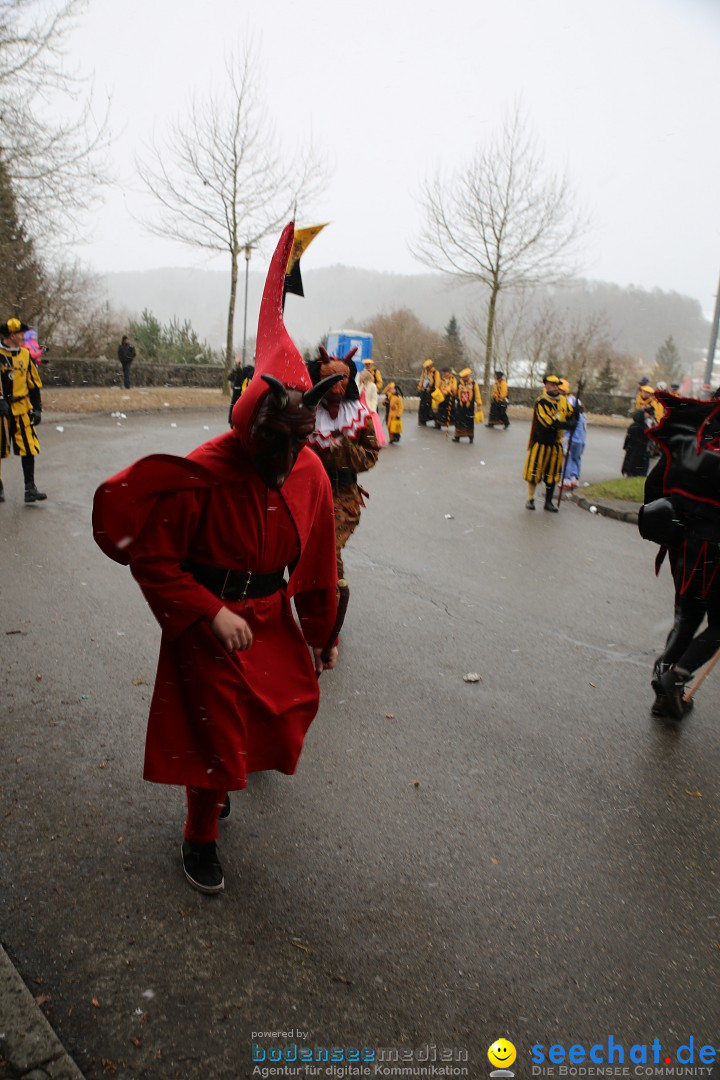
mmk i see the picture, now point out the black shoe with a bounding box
[452,436,460,442]
[525,499,535,510]
[181,840,224,893]
[651,660,671,715]
[0,482,4,503]
[469,435,474,443]
[658,668,690,721]
[218,794,230,819]
[24,483,47,503]
[544,500,558,512]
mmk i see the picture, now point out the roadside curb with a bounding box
[0,944,84,1079]
[571,492,639,524]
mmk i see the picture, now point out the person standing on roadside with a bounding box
[228,356,255,425]
[0,317,47,504]
[487,370,510,429]
[417,359,438,426]
[523,374,576,512]
[118,335,136,389]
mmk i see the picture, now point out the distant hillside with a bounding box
[101,265,710,367]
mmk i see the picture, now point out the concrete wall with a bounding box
[41,358,224,389]
[42,360,635,416]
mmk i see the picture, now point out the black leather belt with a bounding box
[182,562,286,601]
[327,467,357,486]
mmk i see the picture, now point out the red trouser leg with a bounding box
[184,787,226,843]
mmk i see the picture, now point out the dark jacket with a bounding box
[118,342,136,365]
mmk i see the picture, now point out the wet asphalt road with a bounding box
[0,408,718,1080]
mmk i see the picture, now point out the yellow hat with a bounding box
[640,385,655,395]
[422,359,433,368]
[544,374,560,385]
[362,357,374,365]
[558,378,570,394]
[384,381,396,393]
[459,368,472,378]
[1,316,29,337]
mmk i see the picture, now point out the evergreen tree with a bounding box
[160,317,216,365]
[653,335,684,385]
[0,158,46,320]
[128,309,217,364]
[128,309,163,360]
[595,357,619,393]
[442,314,465,371]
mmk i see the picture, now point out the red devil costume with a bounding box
[93,224,340,892]
[639,391,720,719]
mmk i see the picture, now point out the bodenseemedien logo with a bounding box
[488,1039,517,1078]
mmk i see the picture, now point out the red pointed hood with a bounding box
[231,223,311,448]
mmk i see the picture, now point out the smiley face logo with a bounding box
[488,1039,517,1070]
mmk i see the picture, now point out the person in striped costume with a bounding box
[0,317,47,504]
[523,374,577,512]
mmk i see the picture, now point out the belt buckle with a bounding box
[220,570,252,601]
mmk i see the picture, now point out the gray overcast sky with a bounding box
[71,0,719,311]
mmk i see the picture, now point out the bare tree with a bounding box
[0,0,110,243]
[521,301,625,390]
[522,302,563,387]
[465,291,528,384]
[365,307,444,377]
[653,335,684,386]
[137,45,325,380]
[412,106,585,395]
[555,310,614,387]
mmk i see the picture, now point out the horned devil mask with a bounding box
[230,223,343,487]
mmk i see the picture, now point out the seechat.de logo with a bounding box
[488,1039,517,1077]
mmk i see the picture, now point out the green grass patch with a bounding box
[583,477,645,501]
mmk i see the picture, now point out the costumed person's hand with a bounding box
[30,409,41,425]
[313,645,338,674]
[210,607,254,653]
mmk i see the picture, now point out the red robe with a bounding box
[93,429,337,790]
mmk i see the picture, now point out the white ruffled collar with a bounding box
[308,399,369,448]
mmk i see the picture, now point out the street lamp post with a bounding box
[241,244,252,366]
[703,267,720,395]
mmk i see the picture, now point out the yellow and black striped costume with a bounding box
[0,344,42,459]
[454,375,482,440]
[433,371,458,428]
[523,390,572,484]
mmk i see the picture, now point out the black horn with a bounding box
[261,374,290,410]
[303,373,344,409]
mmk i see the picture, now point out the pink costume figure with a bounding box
[24,330,43,366]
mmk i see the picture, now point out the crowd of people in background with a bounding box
[416,359,491,443]
[621,376,680,478]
